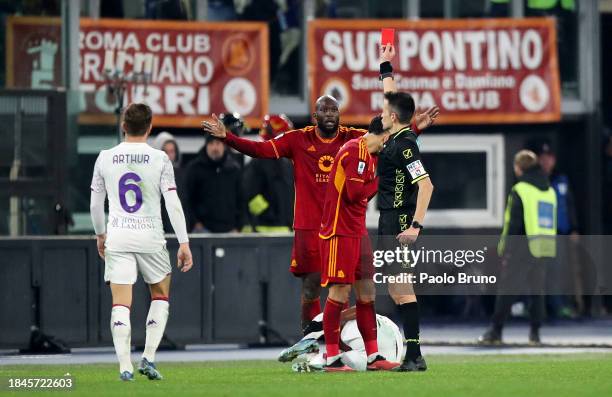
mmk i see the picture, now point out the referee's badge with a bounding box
[357,161,366,175]
[407,160,426,179]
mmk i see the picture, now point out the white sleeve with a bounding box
[90,153,107,235]
[90,190,107,235]
[163,190,189,244]
[90,153,106,194]
[160,154,177,193]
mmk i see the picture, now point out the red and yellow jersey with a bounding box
[224,125,366,230]
[319,137,378,239]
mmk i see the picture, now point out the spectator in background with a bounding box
[273,0,302,95]
[528,139,579,318]
[237,0,281,81]
[243,114,294,233]
[145,0,191,20]
[315,0,337,18]
[153,131,186,233]
[528,140,579,236]
[185,135,244,233]
[101,0,123,18]
[207,0,236,21]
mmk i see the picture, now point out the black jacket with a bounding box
[243,158,294,229]
[185,147,244,233]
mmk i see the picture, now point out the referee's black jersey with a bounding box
[376,126,429,212]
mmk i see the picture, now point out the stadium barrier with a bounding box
[0,234,303,349]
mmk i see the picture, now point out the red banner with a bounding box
[6,17,269,127]
[308,18,561,125]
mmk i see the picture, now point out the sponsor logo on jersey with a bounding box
[307,145,316,152]
[402,149,413,159]
[318,155,334,173]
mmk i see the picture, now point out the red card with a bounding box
[381,28,395,46]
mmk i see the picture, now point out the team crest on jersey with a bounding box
[403,149,413,159]
[357,161,366,175]
[407,160,426,179]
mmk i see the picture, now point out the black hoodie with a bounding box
[185,144,244,233]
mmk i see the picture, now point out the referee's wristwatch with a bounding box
[411,221,424,230]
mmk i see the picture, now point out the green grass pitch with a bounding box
[2,354,612,397]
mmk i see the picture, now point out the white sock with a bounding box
[326,354,341,366]
[110,305,133,373]
[367,352,380,364]
[143,299,169,363]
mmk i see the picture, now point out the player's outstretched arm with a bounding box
[413,106,440,132]
[201,114,290,160]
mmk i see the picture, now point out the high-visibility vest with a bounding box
[498,181,557,258]
[491,0,575,11]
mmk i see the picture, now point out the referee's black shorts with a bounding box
[376,209,415,275]
[377,209,415,237]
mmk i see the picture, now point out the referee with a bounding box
[376,51,436,371]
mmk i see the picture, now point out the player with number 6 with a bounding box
[90,103,193,381]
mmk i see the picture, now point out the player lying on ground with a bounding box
[278,308,404,372]
[201,71,438,337]
[90,103,193,381]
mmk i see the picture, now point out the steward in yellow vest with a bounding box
[479,150,557,345]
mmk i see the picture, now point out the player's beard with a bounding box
[318,119,339,135]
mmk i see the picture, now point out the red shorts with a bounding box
[320,234,374,286]
[290,229,322,276]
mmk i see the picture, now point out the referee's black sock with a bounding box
[398,302,422,361]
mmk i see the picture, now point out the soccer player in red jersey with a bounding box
[202,101,366,331]
[318,115,399,371]
[201,55,438,333]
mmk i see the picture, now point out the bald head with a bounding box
[313,95,340,136]
[315,95,338,110]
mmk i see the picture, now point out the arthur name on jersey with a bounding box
[112,154,151,164]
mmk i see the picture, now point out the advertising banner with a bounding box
[308,18,561,124]
[7,17,269,127]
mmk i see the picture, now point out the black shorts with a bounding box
[377,209,414,237]
[376,210,415,275]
